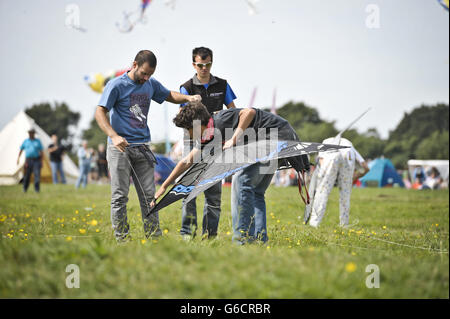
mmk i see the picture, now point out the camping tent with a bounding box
[359,158,404,187]
[154,154,176,185]
[0,111,79,185]
[407,159,449,183]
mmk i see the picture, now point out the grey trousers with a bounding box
[107,144,161,240]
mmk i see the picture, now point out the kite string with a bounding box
[368,236,448,253]
[302,225,448,254]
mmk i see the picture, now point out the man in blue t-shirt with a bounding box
[95,50,201,242]
[17,128,43,193]
[178,47,237,240]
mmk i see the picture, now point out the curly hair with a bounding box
[173,102,211,129]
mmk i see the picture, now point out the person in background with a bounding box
[76,140,91,189]
[89,148,98,182]
[97,143,109,183]
[48,134,66,184]
[412,166,425,184]
[178,46,237,240]
[402,170,412,189]
[17,128,43,193]
[422,166,443,190]
[308,137,369,228]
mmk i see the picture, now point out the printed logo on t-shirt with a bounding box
[129,94,150,128]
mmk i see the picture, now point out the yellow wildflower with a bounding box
[345,262,357,273]
[79,229,86,234]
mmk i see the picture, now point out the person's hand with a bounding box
[223,139,234,150]
[111,135,129,152]
[189,95,202,103]
[151,185,166,208]
[16,158,20,165]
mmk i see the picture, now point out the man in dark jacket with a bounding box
[178,47,237,240]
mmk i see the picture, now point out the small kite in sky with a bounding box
[165,0,177,10]
[245,0,260,15]
[116,0,153,33]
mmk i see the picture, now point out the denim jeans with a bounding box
[231,162,274,244]
[50,161,66,184]
[23,158,41,193]
[107,144,161,240]
[75,162,90,189]
[180,181,222,238]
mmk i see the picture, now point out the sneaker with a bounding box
[116,234,132,243]
[182,234,193,242]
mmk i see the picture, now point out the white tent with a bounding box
[407,159,449,182]
[0,111,79,185]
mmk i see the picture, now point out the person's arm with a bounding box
[17,149,23,165]
[353,161,369,182]
[95,106,129,152]
[226,101,236,109]
[222,108,256,150]
[166,91,201,104]
[224,84,237,109]
[48,144,58,153]
[151,147,200,206]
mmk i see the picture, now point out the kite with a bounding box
[303,108,371,224]
[151,139,349,213]
[245,0,260,15]
[165,0,177,10]
[116,0,152,33]
[84,69,128,93]
[437,0,449,11]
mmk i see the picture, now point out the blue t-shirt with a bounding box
[20,138,43,158]
[77,147,91,167]
[98,72,171,144]
[180,83,236,107]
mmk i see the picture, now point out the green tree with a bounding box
[82,117,108,148]
[416,130,449,159]
[385,103,449,167]
[25,102,80,151]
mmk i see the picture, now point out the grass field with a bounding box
[0,184,448,298]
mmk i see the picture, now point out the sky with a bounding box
[0,0,448,144]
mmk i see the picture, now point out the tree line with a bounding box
[24,101,448,168]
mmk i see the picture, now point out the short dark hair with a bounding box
[173,102,211,129]
[134,50,157,68]
[192,47,213,62]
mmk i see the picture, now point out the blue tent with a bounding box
[359,158,404,187]
[154,154,176,185]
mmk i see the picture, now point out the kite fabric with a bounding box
[151,139,349,213]
[437,0,449,11]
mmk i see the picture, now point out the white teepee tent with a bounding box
[0,111,79,185]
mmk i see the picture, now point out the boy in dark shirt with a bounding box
[154,102,309,244]
[48,134,66,184]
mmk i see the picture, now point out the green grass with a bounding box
[0,184,448,298]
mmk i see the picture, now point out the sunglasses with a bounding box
[194,62,212,69]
